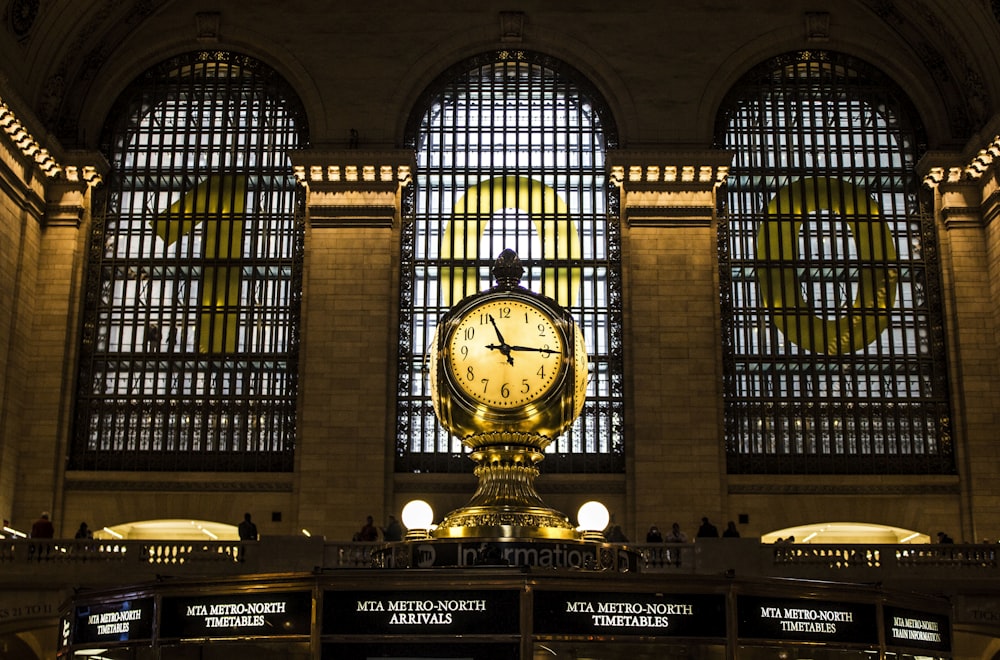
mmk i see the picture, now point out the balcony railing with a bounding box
[1,537,996,594]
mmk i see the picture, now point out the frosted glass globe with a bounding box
[577,501,610,532]
[401,499,435,530]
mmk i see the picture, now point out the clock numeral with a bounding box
[500,383,510,398]
[537,323,547,336]
[537,365,546,378]
[499,306,511,319]
[460,345,469,359]
[464,327,475,340]
[521,378,530,394]
[480,378,489,394]
[466,366,475,381]
[541,344,552,357]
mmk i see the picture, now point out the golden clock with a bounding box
[430,250,587,441]
[446,298,563,409]
[428,249,590,540]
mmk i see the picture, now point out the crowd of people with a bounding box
[644,517,741,543]
[1,509,966,546]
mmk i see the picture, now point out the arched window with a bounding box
[72,52,308,471]
[397,50,623,473]
[716,51,952,474]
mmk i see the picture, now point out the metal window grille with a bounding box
[396,50,624,473]
[72,52,308,471]
[716,51,953,474]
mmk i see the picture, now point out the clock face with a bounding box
[447,298,564,409]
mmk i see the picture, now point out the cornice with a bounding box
[922,135,1000,188]
[608,149,733,191]
[0,96,105,189]
[289,148,414,189]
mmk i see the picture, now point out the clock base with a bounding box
[433,504,578,540]
[432,441,579,540]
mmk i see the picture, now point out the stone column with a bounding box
[289,149,414,540]
[923,140,1000,541]
[18,152,105,534]
[610,150,731,539]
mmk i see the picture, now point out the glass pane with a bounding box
[72,52,307,471]
[717,52,952,474]
[397,51,624,473]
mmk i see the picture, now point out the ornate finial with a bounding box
[491,249,523,288]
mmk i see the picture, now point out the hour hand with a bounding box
[488,314,508,346]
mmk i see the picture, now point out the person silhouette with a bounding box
[238,513,258,540]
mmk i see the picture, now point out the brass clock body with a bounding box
[431,288,587,444]
[447,298,563,409]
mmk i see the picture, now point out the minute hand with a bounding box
[507,345,557,354]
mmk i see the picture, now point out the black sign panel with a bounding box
[322,642,519,660]
[533,591,727,638]
[884,605,951,652]
[323,589,520,636]
[738,596,878,645]
[73,597,155,644]
[160,591,311,639]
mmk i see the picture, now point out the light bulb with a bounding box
[401,499,434,530]
[577,501,610,532]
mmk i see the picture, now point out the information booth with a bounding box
[59,568,952,659]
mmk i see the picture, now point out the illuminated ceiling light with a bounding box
[102,527,123,539]
[301,528,312,537]
[3,525,26,538]
[802,532,818,542]
[576,500,610,542]
[900,532,920,543]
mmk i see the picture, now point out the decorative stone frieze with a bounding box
[45,151,107,228]
[922,136,1000,230]
[0,98,63,178]
[0,97,105,226]
[608,150,733,227]
[290,149,414,228]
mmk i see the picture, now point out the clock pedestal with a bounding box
[433,434,576,540]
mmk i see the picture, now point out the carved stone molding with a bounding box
[195,12,220,43]
[608,149,733,227]
[729,483,959,495]
[65,479,294,492]
[291,149,414,229]
[805,12,830,41]
[499,11,525,42]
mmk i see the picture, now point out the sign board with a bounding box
[533,590,727,638]
[160,591,311,639]
[324,589,520,636]
[738,595,878,645]
[322,642,519,659]
[73,597,155,644]
[884,605,951,652]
